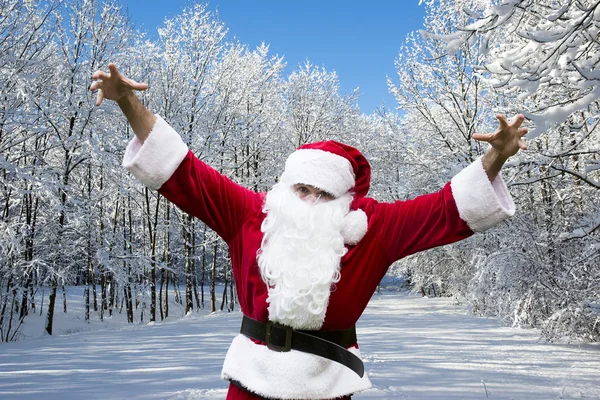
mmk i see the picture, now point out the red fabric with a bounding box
[226,382,352,400]
[159,150,474,396]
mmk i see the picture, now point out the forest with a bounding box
[0,0,598,343]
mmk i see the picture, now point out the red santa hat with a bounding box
[280,140,371,245]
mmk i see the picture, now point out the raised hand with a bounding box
[90,63,155,143]
[473,114,528,158]
[89,63,148,106]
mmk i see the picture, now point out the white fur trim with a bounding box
[450,156,516,232]
[221,334,372,399]
[280,149,355,197]
[341,209,368,245]
[122,115,188,190]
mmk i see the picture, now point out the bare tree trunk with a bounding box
[161,203,171,320]
[92,264,98,312]
[150,265,156,322]
[45,279,57,335]
[84,255,90,321]
[62,284,67,313]
[210,242,218,313]
[570,130,582,211]
[173,274,181,305]
[6,288,18,341]
[145,188,161,323]
[39,287,44,316]
[123,198,134,323]
[229,270,235,312]
[191,219,201,310]
[108,274,114,317]
[19,271,32,321]
[200,224,207,308]
[159,269,164,321]
[193,267,201,310]
[184,214,194,314]
[99,168,109,318]
[20,191,37,320]
[220,278,228,311]
[100,267,106,321]
[29,279,35,314]
[164,270,169,319]
[124,285,133,323]
[85,162,93,321]
[48,159,70,334]
[0,277,13,341]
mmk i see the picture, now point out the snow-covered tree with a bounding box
[394,0,600,342]
[283,61,361,147]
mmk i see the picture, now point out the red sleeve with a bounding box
[374,183,474,264]
[158,150,262,243]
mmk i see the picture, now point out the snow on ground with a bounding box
[0,289,598,400]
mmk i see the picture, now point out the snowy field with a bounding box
[0,289,599,400]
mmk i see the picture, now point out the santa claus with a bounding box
[92,64,528,400]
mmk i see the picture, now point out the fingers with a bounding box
[518,138,528,150]
[92,70,110,81]
[90,70,108,101]
[95,89,104,106]
[123,76,148,91]
[495,114,509,129]
[130,80,149,91]
[108,63,119,77]
[519,127,528,137]
[512,113,525,128]
[89,80,101,91]
[91,64,117,88]
[497,113,527,129]
[472,132,493,142]
[90,63,149,106]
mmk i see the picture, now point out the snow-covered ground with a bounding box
[0,288,599,399]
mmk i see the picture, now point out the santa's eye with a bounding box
[295,185,310,194]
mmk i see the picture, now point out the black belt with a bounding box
[240,315,364,378]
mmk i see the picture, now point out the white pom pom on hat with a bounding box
[280,140,371,245]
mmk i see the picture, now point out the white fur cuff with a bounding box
[450,156,515,232]
[122,115,188,189]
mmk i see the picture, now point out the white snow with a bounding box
[524,85,600,138]
[0,289,599,399]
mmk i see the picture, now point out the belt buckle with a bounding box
[265,321,293,352]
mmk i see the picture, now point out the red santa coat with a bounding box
[123,116,516,400]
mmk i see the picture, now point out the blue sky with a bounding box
[123,0,427,114]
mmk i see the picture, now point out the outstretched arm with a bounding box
[89,63,155,144]
[90,63,261,243]
[474,114,528,181]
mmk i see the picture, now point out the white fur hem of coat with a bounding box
[450,156,515,232]
[221,334,372,399]
[122,115,188,190]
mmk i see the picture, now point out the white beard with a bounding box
[257,182,352,330]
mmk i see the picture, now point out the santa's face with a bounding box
[257,182,352,329]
